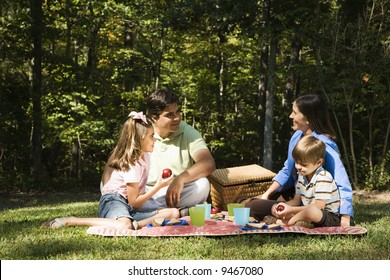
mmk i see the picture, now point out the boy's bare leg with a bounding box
[288,205,323,226]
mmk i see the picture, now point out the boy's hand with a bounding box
[272,202,288,218]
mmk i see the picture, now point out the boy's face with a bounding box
[152,103,181,138]
[295,158,323,179]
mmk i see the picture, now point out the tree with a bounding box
[29,0,44,187]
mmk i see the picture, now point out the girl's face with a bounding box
[140,127,155,153]
[289,101,311,134]
[152,103,181,138]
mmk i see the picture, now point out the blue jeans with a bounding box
[98,192,158,221]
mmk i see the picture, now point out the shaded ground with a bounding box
[0,189,389,210]
[0,191,101,210]
[353,190,390,202]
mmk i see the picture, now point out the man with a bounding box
[145,89,215,213]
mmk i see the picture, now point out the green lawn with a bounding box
[1,191,389,260]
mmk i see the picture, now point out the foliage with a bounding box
[0,0,389,191]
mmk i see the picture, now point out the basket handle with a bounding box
[231,180,257,203]
[231,185,244,203]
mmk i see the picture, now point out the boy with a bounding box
[272,135,341,228]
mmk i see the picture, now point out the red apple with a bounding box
[162,168,172,179]
[211,207,221,214]
[276,204,285,211]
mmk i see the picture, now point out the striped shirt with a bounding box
[295,166,340,214]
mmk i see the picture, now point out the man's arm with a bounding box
[166,149,216,207]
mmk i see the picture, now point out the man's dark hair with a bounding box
[146,89,179,118]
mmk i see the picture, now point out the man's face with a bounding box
[152,103,181,137]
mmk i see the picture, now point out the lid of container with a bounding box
[208,164,275,187]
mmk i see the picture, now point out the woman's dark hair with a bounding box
[146,89,179,118]
[295,94,336,140]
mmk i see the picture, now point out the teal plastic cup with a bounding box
[196,203,212,218]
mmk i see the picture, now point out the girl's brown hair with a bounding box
[109,116,153,171]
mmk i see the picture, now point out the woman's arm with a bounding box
[317,133,354,225]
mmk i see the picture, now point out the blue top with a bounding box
[273,130,354,217]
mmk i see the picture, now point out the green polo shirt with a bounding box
[147,121,209,185]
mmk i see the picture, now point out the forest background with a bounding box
[0,0,389,193]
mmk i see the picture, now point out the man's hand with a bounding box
[165,176,184,207]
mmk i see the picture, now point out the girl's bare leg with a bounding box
[45,208,180,229]
[136,208,180,228]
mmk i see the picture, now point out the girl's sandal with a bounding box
[41,217,65,229]
[132,220,139,230]
[41,216,75,229]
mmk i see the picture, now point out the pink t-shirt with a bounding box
[101,153,150,199]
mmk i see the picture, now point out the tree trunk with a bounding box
[65,0,72,60]
[214,32,227,139]
[30,0,44,187]
[345,88,358,188]
[155,26,164,90]
[263,37,276,170]
[256,42,268,164]
[380,117,390,181]
[124,20,134,92]
[285,36,301,104]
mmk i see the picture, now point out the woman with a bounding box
[244,94,353,227]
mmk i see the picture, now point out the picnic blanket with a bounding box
[86,216,367,237]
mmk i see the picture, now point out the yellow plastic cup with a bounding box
[189,206,206,226]
[227,203,243,216]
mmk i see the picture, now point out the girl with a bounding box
[242,94,353,227]
[42,111,180,230]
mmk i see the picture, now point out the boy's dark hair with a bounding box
[146,89,179,118]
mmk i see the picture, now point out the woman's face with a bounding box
[289,101,311,134]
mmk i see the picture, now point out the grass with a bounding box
[1,191,389,260]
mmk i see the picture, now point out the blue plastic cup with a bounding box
[234,207,250,226]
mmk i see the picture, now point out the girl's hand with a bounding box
[156,173,174,189]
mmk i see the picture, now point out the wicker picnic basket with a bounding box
[208,164,276,210]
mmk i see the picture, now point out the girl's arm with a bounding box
[127,175,173,208]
